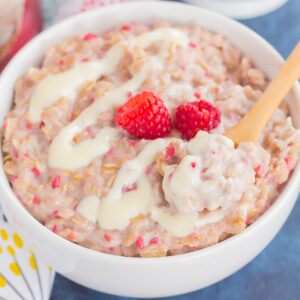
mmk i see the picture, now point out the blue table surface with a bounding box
[50,0,300,299]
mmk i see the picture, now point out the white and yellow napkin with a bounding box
[0,204,55,300]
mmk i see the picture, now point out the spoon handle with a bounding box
[224,42,300,145]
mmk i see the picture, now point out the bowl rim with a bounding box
[0,0,299,264]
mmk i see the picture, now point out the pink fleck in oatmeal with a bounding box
[2,22,300,257]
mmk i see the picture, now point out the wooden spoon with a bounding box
[224,42,300,145]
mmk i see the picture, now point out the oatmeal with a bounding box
[2,22,300,257]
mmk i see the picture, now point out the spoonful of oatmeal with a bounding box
[224,42,300,145]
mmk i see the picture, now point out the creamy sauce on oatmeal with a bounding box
[93,137,227,236]
[77,195,100,223]
[163,132,261,214]
[98,139,168,230]
[49,127,119,171]
[21,26,277,242]
[5,22,299,256]
[163,155,204,214]
[37,28,188,170]
[30,27,218,237]
[96,132,255,236]
[150,207,223,237]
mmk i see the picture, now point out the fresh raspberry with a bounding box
[116,91,171,139]
[149,237,159,245]
[33,197,40,205]
[164,145,175,163]
[52,225,57,233]
[83,33,98,41]
[81,57,90,63]
[31,168,40,178]
[13,149,19,158]
[191,162,197,168]
[51,175,61,189]
[122,183,137,193]
[11,176,18,183]
[121,25,132,31]
[136,236,144,249]
[104,234,112,242]
[26,123,33,130]
[174,100,221,140]
[2,120,7,129]
[245,215,249,225]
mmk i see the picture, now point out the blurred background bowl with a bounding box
[185,0,289,19]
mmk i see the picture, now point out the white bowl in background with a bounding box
[0,1,299,298]
[185,0,289,19]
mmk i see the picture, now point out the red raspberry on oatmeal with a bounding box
[116,91,171,139]
[174,100,221,140]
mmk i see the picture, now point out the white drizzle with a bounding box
[49,127,118,171]
[98,139,168,230]
[30,64,105,123]
[97,137,225,237]
[30,27,226,237]
[186,130,210,154]
[77,195,100,222]
[162,155,203,214]
[29,41,126,123]
[151,207,223,238]
[31,28,188,170]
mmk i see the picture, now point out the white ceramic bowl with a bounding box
[185,0,289,19]
[0,1,299,298]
